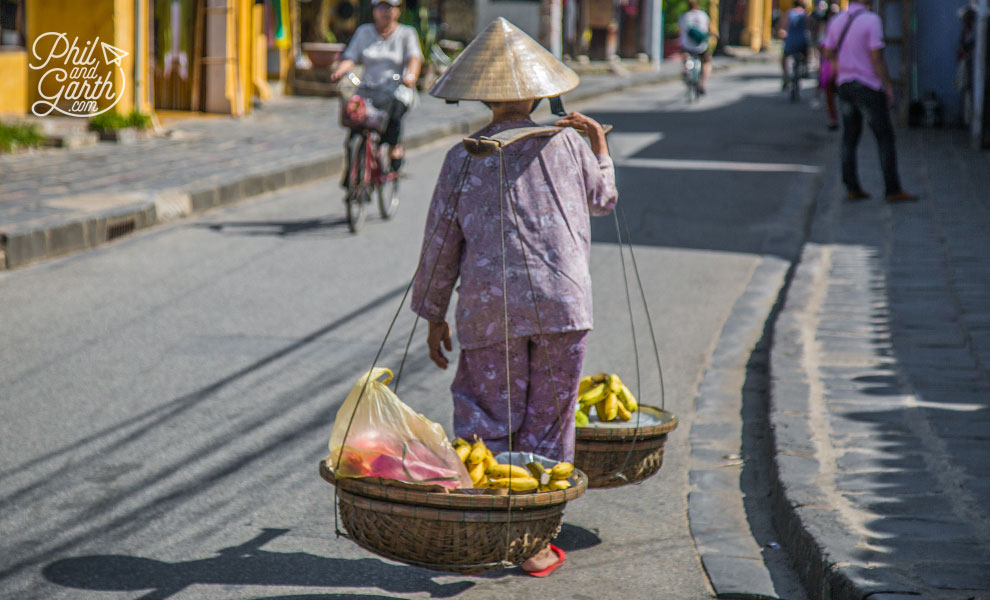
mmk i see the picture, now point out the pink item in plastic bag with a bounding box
[328,368,473,490]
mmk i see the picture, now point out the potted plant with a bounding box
[88,110,153,143]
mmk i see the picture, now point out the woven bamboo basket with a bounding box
[573,405,678,488]
[319,459,587,574]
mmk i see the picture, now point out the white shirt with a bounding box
[679,9,711,55]
[342,23,423,89]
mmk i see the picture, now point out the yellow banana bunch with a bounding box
[526,461,552,487]
[454,436,494,487]
[486,463,531,479]
[486,477,539,491]
[468,439,488,465]
[468,460,486,485]
[617,384,638,412]
[453,438,471,462]
[578,383,607,408]
[529,461,576,492]
[453,436,579,492]
[574,373,639,424]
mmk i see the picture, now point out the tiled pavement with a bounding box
[769,128,990,599]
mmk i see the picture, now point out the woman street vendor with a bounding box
[410,19,617,574]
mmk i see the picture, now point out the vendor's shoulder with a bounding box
[443,141,469,164]
[553,125,593,154]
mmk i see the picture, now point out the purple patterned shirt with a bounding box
[411,118,618,349]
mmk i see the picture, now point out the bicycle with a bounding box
[683,52,703,103]
[785,51,806,103]
[338,73,402,233]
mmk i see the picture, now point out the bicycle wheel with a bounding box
[346,134,369,233]
[377,145,399,220]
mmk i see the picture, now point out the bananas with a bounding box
[487,477,539,491]
[579,383,606,406]
[550,462,574,479]
[618,384,638,412]
[575,373,639,424]
[452,435,577,493]
[468,440,488,465]
[486,463,531,479]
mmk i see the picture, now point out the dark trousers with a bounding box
[838,82,903,195]
[382,99,408,147]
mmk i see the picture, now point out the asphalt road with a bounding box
[0,64,828,599]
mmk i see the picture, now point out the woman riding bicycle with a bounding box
[330,0,423,173]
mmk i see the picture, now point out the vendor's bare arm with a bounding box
[427,320,453,369]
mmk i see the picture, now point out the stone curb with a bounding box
[0,53,775,272]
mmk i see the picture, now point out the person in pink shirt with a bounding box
[822,0,916,203]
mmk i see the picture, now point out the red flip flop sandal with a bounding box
[523,544,566,577]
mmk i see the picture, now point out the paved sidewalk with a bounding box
[770,128,990,598]
[0,53,769,271]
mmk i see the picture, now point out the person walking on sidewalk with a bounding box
[822,0,916,203]
[411,17,617,576]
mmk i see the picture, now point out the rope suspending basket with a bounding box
[571,186,678,489]
[320,126,591,574]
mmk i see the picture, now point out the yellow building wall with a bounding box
[743,0,763,50]
[18,0,257,117]
[237,0,253,115]
[762,0,773,49]
[709,0,720,39]
[24,0,151,115]
[0,51,29,114]
[111,0,153,114]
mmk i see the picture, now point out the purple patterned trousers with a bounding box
[451,330,589,462]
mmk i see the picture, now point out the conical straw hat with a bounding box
[429,17,580,102]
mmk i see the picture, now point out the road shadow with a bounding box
[203,217,353,237]
[43,523,604,598]
[583,90,829,259]
[43,528,474,600]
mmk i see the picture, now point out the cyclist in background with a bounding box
[330,0,422,173]
[778,0,810,90]
[678,0,713,95]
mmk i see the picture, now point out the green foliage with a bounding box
[0,121,44,153]
[125,111,152,129]
[401,6,443,67]
[89,110,152,132]
[664,0,711,38]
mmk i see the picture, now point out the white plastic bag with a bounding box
[328,368,472,489]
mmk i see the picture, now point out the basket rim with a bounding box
[576,405,678,440]
[320,459,587,510]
